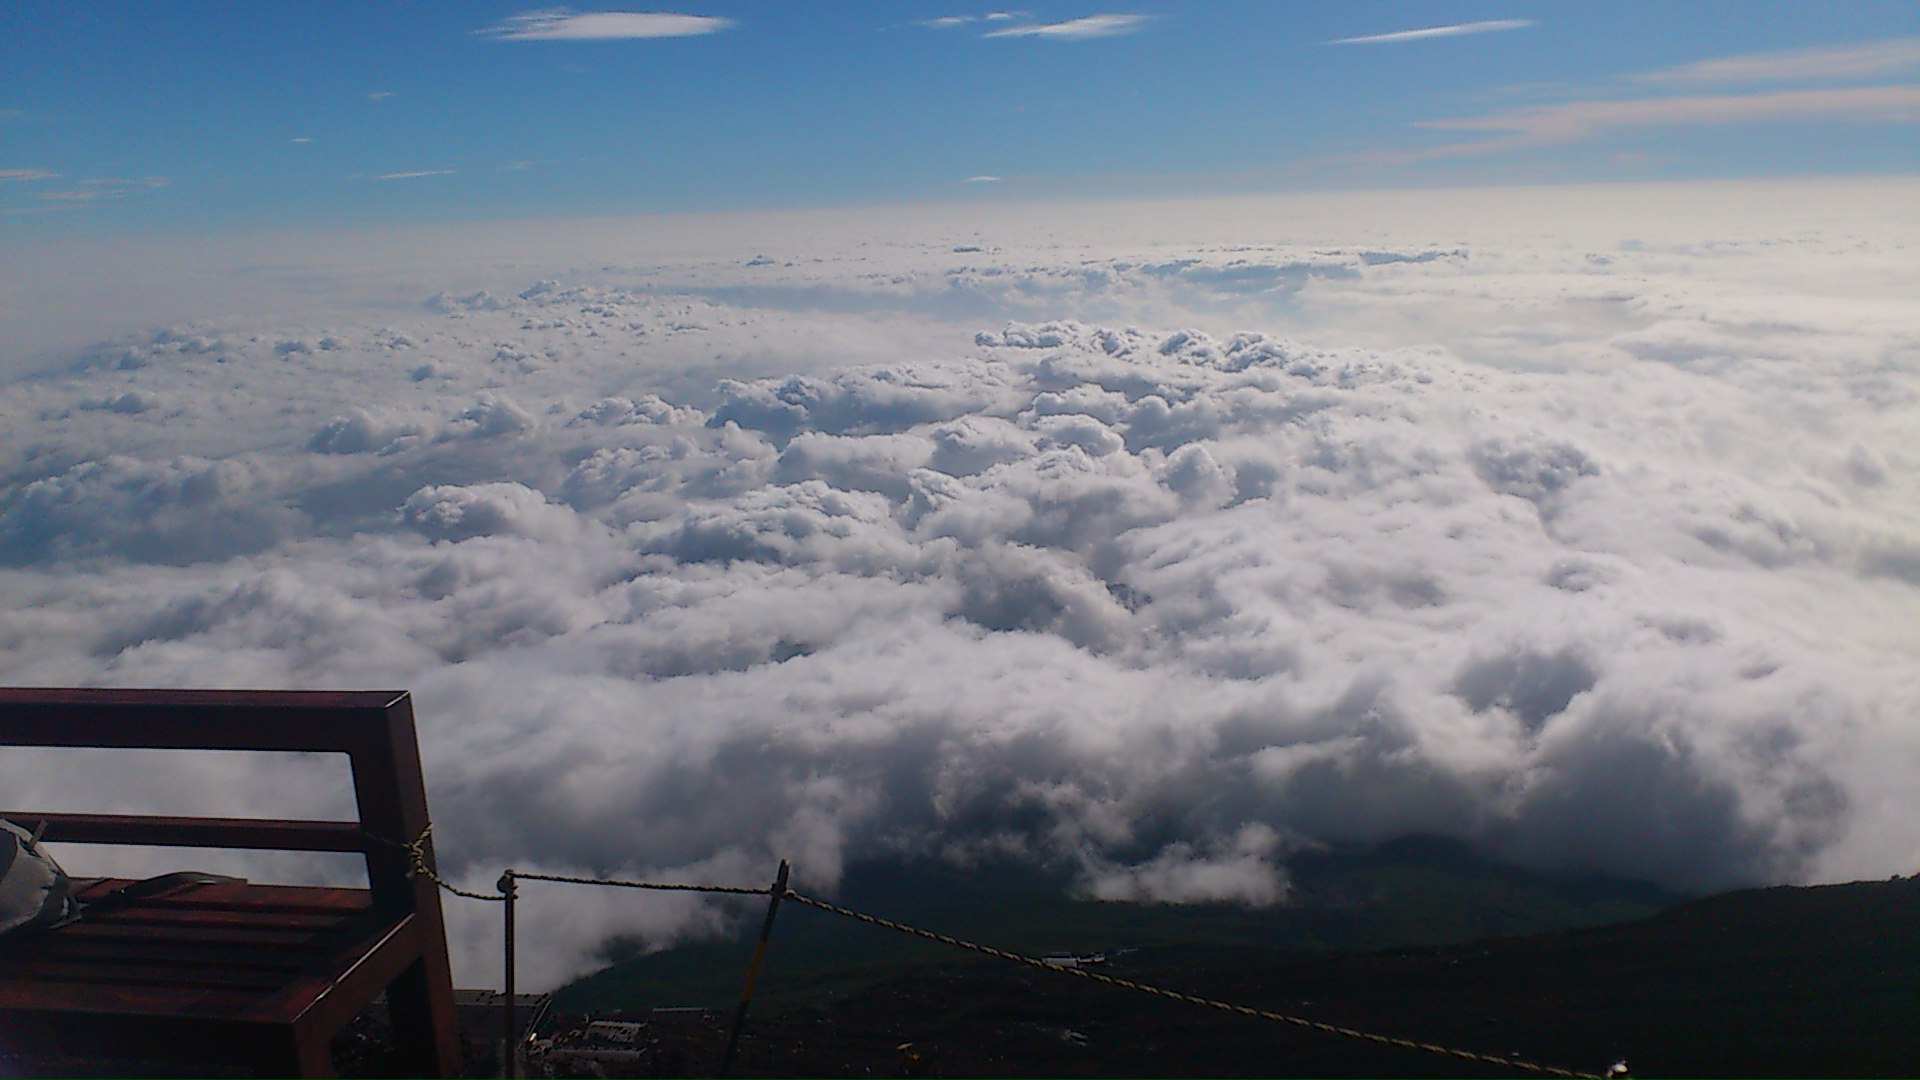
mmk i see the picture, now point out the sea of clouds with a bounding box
[2,181,1916,988]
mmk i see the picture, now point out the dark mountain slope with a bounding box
[551,847,1918,1077]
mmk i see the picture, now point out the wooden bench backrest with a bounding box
[0,687,438,911]
[0,688,464,1076]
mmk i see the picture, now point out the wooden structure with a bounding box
[0,688,460,1077]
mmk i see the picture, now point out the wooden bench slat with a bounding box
[125,892,373,916]
[1,958,295,993]
[5,811,370,852]
[1,896,409,1014]
[0,980,269,1018]
[54,920,334,950]
[0,688,408,753]
[6,937,319,971]
[74,878,374,915]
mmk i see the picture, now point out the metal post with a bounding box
[719,860,789,1079]
[500,869,518,1080]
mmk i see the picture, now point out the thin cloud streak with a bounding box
[1348,85,1920,165]
[1637,37,1920,85]
[1329,19,1532,46]
[1423,84,1920,139]
[375,170,456,181]
[36,176,167,203]
[478,10,736,41]
[0,169,59,182]
[963,175,1002,183]
[984,14,1149,40]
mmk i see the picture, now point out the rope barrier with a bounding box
[511,871,770,897]
[378,824,1600,1078]
[368,822,507,902]
[377,823,772,901]
[782,889,1600,1079]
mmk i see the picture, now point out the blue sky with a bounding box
[2,1,1916,237]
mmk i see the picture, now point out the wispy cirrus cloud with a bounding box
[963,175,1001,183]
[1329,19,1532,46]
[1372,85,1920,163]
[37,176,167,202]
[368,91,397,102]
[1424,84,1920,142]
[1636,37,1920,85]
[983,13,1149,40]
[477,9,735,41]
[917,11,1026,31]
[0,168,59,182]
[375,169,455,181]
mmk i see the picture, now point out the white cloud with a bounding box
[368,91,396,102]
[2,181,1916,990]
[1328,19,1533,46]
[289,136,314,144]
[919,10,1026,31]
[983,14,1149,40]
[1081,824,1293,905]
[1637,37,1920,85]
[0,169,58,182]
[477,9,735,41]
[963,175,1002,183]
[375,169,456,180]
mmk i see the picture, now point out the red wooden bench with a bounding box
[0,688,460,1077]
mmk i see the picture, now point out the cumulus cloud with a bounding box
[0,454,310,565]
[1328,19,1533,46]
[477,9,736,41]
[2,182,1916,991]
[1082,824,1294,905]
[983,14,1149,40]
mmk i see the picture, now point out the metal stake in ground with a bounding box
[718,860,790,1078]
[500,870,518,1080]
